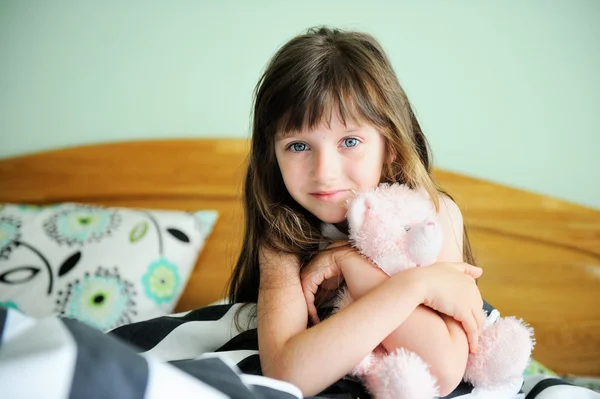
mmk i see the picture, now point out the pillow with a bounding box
[0,203,218,332]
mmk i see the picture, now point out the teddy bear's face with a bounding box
[347,183,443,275]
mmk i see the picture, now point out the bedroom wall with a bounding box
[0,1,598,209]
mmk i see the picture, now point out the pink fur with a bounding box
[367,348,440,399]
[347,183,442,275]
[465,316,536,388]
[350,346,387,378]
[335,183,535,399]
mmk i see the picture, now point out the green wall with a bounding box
[0,1,598,208]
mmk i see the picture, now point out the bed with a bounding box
[0,138,598,390]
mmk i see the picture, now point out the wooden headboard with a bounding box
[0,138,598,377]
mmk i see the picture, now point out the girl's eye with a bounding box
[288,142,308,152]
[342,137,359,148]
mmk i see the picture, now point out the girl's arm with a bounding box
[388,195,470,395]
[258,244,483,396]
[339,195,472,396]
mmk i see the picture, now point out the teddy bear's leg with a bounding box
[364,347,439,399]
[349,345,387,379]
[464,315,535,392]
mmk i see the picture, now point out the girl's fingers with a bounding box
[460,312,479,353]
[304,286,320,325]
[302,272,323,325]
[463,264,483,279]
[473,307,485,333]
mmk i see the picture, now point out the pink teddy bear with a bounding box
[333,183,535,399]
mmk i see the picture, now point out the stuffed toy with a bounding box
[334,183,535,399]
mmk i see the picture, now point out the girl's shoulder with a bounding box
[414,185,463,219]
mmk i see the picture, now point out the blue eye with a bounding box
[342,137,359,148]
[289,142,308,152]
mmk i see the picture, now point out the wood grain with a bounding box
[0,139,250,315]
[0,138,598,377]
[434,170,600,376]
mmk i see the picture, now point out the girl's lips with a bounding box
[310,190,348,201]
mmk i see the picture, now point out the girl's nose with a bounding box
[311,149,340,183]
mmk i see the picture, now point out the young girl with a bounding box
[228,26,485,397]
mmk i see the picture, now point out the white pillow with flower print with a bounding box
[0,203,218,332]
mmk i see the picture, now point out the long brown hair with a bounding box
[228,26,476,305]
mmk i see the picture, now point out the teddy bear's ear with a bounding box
[347,192,374,232]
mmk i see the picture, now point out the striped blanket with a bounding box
[1,303,598,399]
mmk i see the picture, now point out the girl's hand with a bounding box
[301,241,350,326]
[416,262,484,352]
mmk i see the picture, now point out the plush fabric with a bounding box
[339,183,535,399]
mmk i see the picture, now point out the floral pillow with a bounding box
[0,203,218,332]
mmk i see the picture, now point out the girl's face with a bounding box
[275,112,388,224]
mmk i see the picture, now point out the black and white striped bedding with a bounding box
[1,304,598,399]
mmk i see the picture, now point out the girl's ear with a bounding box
[347,192,374,233]
[386,147,396,164]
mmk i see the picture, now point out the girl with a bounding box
[228,26,484,397]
